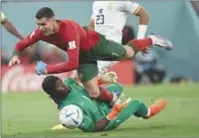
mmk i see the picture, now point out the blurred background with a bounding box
[2,1,199,137]
[1,1,199,93]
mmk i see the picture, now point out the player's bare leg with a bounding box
[80,74,121,104]
[124,34,173,58]
[81,76,100,98]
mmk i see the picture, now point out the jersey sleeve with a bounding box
[47,22,80,74]
[90,2,96,19]
[78,113,95,132]
[121,1,140,14]
[1,12,6,22]
[14,29,42,55]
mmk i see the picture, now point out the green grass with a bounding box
[2,84,199,137]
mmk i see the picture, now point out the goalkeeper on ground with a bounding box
[42,73,166,132]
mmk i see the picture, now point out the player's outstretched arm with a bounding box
[134,6,149,39]
[124,1,149,39]
[46,25,80,74]
[9,29,42,67]
[2,19,23,40]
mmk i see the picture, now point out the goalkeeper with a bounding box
[42,73,166,132]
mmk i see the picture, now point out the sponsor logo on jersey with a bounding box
[68,41,76,50]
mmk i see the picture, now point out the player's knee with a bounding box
[124,46,135,58]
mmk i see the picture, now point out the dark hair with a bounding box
[42,75,60,104]
[42,75,58,95]
[35,7,55,19]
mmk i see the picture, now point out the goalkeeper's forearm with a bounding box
[93,109,118,132]
[94,99,133,132]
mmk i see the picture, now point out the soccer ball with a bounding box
[59,105,83,129]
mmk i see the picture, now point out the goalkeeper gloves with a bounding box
[100,71,118,83]
[36,61,47,75]
[106,98,132,120]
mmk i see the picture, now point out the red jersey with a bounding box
[15,20,100,74]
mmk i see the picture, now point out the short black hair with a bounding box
[35,7,55,19]
[42,75,59,95]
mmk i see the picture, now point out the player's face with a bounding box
[55,79,69,96]
[36,17,56,36]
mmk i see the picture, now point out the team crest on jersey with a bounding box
[68,41,76,50]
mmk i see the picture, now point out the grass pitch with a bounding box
[2,84,199,137]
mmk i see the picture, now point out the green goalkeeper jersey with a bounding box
[58,78,123,132]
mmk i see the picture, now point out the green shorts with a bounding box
[78,34,127,82]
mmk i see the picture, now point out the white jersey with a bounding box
[1,12,6,22]
[91,1,139,43]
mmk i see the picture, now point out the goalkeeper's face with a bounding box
[42,76,70,101]
[54,79,70,96]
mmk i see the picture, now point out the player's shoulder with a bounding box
[59,19,81,31]
[59,19,79,26]
[29,28,43,39]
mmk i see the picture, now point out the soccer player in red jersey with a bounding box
[9,7,173,104]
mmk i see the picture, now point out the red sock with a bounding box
[127,38,153,52]
[98,86,113,102]
[97,77,103,85]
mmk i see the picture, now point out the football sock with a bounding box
[97,86,113,102]
[133,101,149,118]
[127,38,153,53]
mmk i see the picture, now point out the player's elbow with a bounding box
[135,6,149,23]
[15,42,22,52]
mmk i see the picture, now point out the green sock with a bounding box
[133,102,148,118]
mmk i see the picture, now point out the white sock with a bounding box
[146,108,151,117]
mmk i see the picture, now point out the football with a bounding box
[59,105,83,129]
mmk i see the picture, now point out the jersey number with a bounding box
[96,14,104,25]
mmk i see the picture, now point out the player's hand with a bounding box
[8,55,20,67]
[101,71,118,83]
[36,61,47,75]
